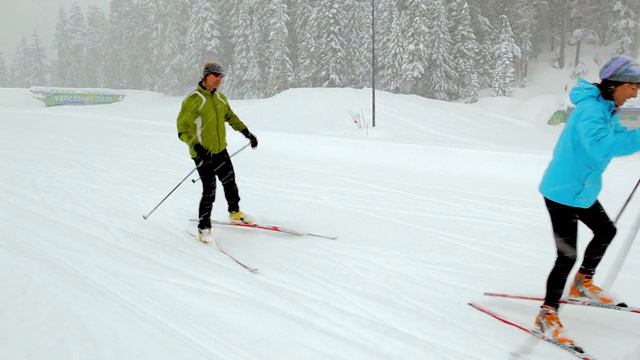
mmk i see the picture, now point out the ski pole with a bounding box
[603,206,640,290]
[603,178,640,290]
[143,143,251,219]
[614,178,640,224]
[191,142,251,183]
[143,163,201,220]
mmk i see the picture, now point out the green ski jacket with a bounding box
[177,84,247,157]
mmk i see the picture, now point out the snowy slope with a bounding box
[2,69,640,359]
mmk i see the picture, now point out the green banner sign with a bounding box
[30,87,126,107]
[42,92,125,106]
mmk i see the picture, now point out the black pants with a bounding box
[193,149,240,230]
[542,197,617,309]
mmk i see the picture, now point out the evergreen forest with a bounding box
[1,0,639,101]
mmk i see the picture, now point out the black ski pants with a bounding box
[193,149,241,230]
[542,197,617,309]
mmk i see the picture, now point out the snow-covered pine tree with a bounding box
[135,0,164,91]
[253,2,274,93]
[569,26,599,68]
[118,2,149,90]
[425,0,457,100]
[550,0,571,69]
[564,0,599,74]
[52,6,73,87]
[571,59,589,79]
[343,0,370,88]
[492,15,521,97]
[283,0,301,87]
[295,1,320,87]
[84,5,108,88]
[105,0,136,88]
[226,0,263,98]
[317,0,348,87]
[591,1,616,46]
[27,30,48,86]
[263,0,293,97]
[216,2,238,74]
[469,9,494,90]
[467,0,499,24]
[508,0,543,86]
[378,1,407,93]
[612,0,640,56]
[157,0,191,95]
[185,1,223,87]
[449,0,480,101]
[401,0,430,95]
[10,35,30,88]
[219,1,237,97]
[67,2,87,87]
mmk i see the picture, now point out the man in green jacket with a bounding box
[177,62,258,243]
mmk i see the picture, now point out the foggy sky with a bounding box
[0,0,109,63]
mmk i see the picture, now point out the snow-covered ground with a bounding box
[2,59,640,359]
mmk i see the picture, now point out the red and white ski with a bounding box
[468,302,596,359]
[185,230,258,273]
[483,292,640,314]
[189,219,337,240]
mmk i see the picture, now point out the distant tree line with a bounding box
[1,0,638,102]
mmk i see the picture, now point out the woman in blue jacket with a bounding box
[536,55,640,344]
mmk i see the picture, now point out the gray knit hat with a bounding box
[599,55,640,83]
[203,62,225,78]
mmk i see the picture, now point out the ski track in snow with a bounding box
[3,175,261,358]
[3,87,640,359]
[241,166,543,268]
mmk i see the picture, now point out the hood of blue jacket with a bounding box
[570,78,616,113]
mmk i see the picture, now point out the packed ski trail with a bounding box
[2,83,640,359]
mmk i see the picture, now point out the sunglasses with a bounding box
[211,72,224,78]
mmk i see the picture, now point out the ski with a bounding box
[212,220,338,240]
[185,231,258,273]
[468,302,596,359]
[483,292,640,314]
[189,219,337,240]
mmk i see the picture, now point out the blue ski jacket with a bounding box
[539,78,640,208]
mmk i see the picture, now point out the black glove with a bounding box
[193,143,210,158]
[242,129,258,148]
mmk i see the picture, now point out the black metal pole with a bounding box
[371,0,376,128]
